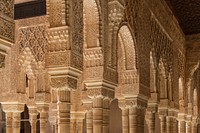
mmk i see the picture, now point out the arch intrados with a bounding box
[83,0,100,48]
[118,24,137,70]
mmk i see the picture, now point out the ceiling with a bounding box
[165,0,200,35]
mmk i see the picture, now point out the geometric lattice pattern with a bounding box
[0,0,14,17]
[18,25,48,62]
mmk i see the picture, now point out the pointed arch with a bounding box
[118,25,137,70]
[83,0,100,48]
[187,62,199,103]
[18,47,38,96]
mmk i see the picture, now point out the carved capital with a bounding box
[36,103,49,113]
[82,99,92,111]
[50,76,77,90]
[85,81,116,98]
[1,103,25,113]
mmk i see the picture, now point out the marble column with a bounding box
[13,112,21,133]
[29,108,38,133]
[103,98,110,133]
[86,110,93,133]
[129,107,137,133]
[166,116,172,133]
[179,120,186,133]
[172,118,178,133]
[57,89,71,133]
[36,103,49,133]
[5,112,13,133]
[121,108,129,133]
[93,96,103,133]
[2,103,24,133]
[128,106,146,133]
[40,111,48,133]
[192,122,197,133]
[187,122,192,133]
[148,111,156,133]
[160,115,166,133]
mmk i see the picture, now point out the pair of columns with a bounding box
[2,103,49,133]
[120,106,146,133]
[86,96,110,133]
[147,107,179,133]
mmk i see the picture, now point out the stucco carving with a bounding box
[0,0,14,18]
[50,77,77,90]
[0,53,5,68]
[18,25,47,62]
[0,17,14,42]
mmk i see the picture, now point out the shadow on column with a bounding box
[109,99,122,133]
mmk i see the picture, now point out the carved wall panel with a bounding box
[83,0,100,48]
[50,76,77,90]
[0,54,5,68]
[0,0,14,18]
[18,25,48,62]
[0,18,14,42]
[47,26,70,52]
[46,0,69,27]
[71,0,84,70]
[46,51,70,67]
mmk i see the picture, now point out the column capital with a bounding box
[35,103,49,113]
[124,95,148,110]
[1,103,25,113]
[177,113,186,121]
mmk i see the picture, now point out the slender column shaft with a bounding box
[103,98,110,133]
[57,90,71,133]
[187,122,192,133]
[29,114,37,133]
[160,115,166,133]
[93,97,103,133]
[122,108,129,133]
[179,121,185,133]
[192,123,197,133]
[40,112,47,133]
[172,118,178,133]
[148,112,156,133]
[77,120,83,133]
[6,112,13,133]
[13,112,21,133]
[129,107,137,133]
[86,110,93,133]
[166,116,172,133]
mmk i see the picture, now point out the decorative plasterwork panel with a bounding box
[0,53,5,68]
[18,25,48,62]
[0,0,14,18]
[0,17,14,42]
